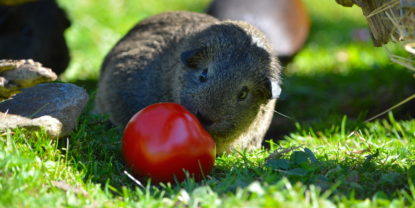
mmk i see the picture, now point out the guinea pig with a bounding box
[95,11,282,154]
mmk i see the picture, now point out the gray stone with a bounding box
[0,113,62,137]
[0,83,89,137]
[0,59,57,99]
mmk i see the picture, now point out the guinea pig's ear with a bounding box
[265,78,282,99]
[180,47,208,69]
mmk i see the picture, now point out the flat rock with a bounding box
[0,83,88,137]
[0,113,62,137]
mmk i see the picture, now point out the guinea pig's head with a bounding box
[177,22,281,146]
[0,0,70,75]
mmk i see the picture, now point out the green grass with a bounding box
[2,115,415,207]
[1,0,415,207]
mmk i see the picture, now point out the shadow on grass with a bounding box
[61,113,414,204]
[210,148,413,200]
[265,65,415,141]
[69,78,98,95]
[64,116,413,200]
[68,78,99,112]
[62,114,130,187]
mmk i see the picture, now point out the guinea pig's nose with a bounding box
[196,112,214,127]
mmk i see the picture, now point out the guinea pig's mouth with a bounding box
[196,111,214,127]
[195,112,238,142]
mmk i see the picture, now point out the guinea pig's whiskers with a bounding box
[273,110,295,121]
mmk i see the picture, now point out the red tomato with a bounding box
[122,103,216,183]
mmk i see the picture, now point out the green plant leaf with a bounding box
[286,168,308,176]
[304,147,318,163]
[290,151,309,165]
[380,172,401,185]
[265,159,291,170]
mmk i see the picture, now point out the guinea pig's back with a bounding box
[95,11,218,126]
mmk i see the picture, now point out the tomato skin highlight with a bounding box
[122,103,216,183]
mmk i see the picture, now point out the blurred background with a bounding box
[2,0,415,139]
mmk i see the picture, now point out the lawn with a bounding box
[1,0,415,207]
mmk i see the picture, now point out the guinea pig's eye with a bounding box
[237,86,249,101]
[199,68,208,83]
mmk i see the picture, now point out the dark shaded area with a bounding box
[260,3,415,141]
[0,0,71,75]
[68,78,99,114]
[70,78,98,95]
[265,66,415,142]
